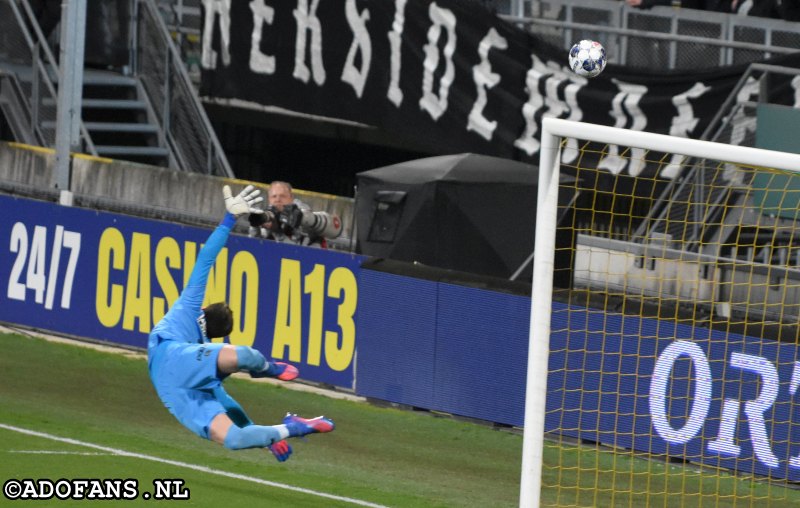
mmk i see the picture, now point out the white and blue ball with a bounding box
[568,40,606,78]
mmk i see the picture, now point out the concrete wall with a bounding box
[0,141,356,243]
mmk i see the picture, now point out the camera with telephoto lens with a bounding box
[248,203,342,239]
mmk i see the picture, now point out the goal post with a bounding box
[521,117,800,507]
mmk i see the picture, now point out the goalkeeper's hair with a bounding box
[204,302,233,338]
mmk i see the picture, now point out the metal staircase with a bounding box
[0,68,43,146]
[0,0,231,177]
[632,158,740,253]
[40,70,169,165]
[632,64,800,255]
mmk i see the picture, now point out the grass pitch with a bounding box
[1,330,799,507]
[0,331,521,507]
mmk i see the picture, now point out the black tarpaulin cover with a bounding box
[356,153,577,281]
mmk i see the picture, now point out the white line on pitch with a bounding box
[8,450,113,456]
[0,423,388,508]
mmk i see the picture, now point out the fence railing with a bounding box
[633,64,800,251]
[505,0,800,70]
[136,0,232,177]
[0,68,44,146]
[0,0,230,177]
[0,0,97,155]
[154,0,800,75]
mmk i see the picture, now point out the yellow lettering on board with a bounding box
[272,258,302,362]
[183,241,197,287]
[304,264,326,366]
[326,267,357,371]
[96,228,125,328]
[122,232,152,333]
[228,250,258,346]
[203,248,228,307]
[153,236,181,326]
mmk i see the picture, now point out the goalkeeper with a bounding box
[147,185,334,463]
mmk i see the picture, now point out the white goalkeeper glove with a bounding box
[223,185,264,217]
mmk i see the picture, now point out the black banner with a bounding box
[200,0,800,181]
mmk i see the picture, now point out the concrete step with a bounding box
[43,121,159,133]
[94,145,170,157]
[82,98,147,110]
[42,98,147,109]
[81,73,137,87]
[84,122,159,133]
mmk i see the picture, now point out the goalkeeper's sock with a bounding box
[235,346,299,380]
[223,424,289,450]
[234,346,267,371]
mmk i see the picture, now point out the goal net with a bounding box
[521,118,800,507]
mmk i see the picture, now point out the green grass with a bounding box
[0,331,798,507]
[0,332,521,507]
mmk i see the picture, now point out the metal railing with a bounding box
[135,0,231,177]
[156,0,201,78]
[505,0,800,70]
[0,0,97,155]
[0,68,44,146]
[633,64,800,251]
[0,0,231,177]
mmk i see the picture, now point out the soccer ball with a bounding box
[568,40,606,78]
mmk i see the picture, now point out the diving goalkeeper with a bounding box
[147,185,334,462]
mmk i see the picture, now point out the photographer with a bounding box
[248,181,340,249]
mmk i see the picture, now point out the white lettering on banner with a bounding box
[27,225,47,304]
[729,352,780,468]
[293,0,326,85]
[542,62,568,124]
[467,27,507,141]
[513,56,547,156]
[729,76,759,148]
[542,60,587,164]
[721,77,759,183]
[707,397,741,456]
[419,3,457,121]
[202,2,733,178]
[514,55,585,157]
[7,223,27,300]
[387,0,408,107]
[249,0,276,74]
[709,353,781,466]
[341,0,372,98]
[789,362,800,468]
[201,0,232,69]
[661,82,711,179]
[599,80,648,176]
[649,340,798,470]
[649,340,712,444]
[7,223,81,310]
[559,68,587,164]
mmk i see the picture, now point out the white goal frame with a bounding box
[520,117,800,507]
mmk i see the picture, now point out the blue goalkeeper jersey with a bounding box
[147,213,237,353]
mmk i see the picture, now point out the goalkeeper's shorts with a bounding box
[149,341,227,440]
